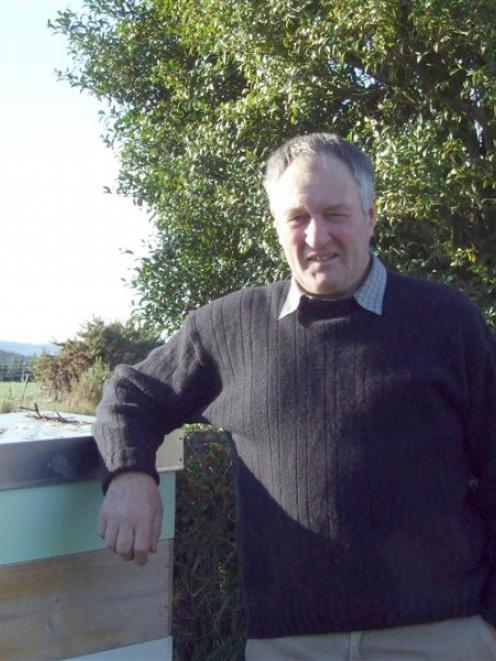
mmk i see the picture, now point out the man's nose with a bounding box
[304,216,329,248]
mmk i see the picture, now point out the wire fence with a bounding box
[0,367,35,383]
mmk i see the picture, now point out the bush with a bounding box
[173,432,245,660]
[0,387,13,414]
[58,360,111,415]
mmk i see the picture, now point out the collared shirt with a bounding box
[278,254,387,320]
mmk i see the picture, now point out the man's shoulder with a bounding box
[387,270,474,309]
[386,270,487,329]
[193,280,290,320]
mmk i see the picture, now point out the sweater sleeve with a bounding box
[456,306,496,625]
[92,311,220,490]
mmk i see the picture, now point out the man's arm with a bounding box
[458,310,496,625]
[93,313,220,564]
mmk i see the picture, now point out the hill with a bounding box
[0,348,30,363]
[0,348,35,382]
[0,341,59,357]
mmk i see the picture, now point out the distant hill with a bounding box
[0,341,59,357]
[0,348,29,362]
[0,347,35,380]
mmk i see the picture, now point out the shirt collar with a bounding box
[278,254,387,320]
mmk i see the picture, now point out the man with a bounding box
[94,133,496,660]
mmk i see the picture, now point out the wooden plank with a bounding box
[68,637,172,660]
[0,541,173,661]
[0,474,176,565]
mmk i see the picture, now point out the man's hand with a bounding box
[98,471,163,566]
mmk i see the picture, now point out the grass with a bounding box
[0,381,93,415]
[0,381,39,399]
[0,381,42,413]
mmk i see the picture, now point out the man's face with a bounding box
[270,154,376,298]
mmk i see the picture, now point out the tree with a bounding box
[33,318,161,398]
[78,317,161,368]
[33,341,93,395]
[51,0,496,332]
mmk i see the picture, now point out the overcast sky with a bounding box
[1,0,152,344]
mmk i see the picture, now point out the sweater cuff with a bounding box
[101,447,159,494]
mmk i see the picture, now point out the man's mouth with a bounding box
[308,253,338,263]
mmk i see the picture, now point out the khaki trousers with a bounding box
[245,616,496,660]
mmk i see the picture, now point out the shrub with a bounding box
[58,360,111,415]
[173,432,245,660]
[0,388,13,414]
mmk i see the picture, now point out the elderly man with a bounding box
[94,133,496,660]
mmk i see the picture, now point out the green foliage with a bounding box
[174,432,244,660]
[51,0,496,331]
[33,318,161,407]
[78,317,161,368]
[33,340,93,395]
[57,359,112,415]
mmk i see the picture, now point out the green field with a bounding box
[0,382,59,413]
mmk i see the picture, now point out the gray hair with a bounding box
[264,132,375,213]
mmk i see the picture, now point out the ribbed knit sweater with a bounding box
[94,271,496,638]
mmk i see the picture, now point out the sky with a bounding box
[0,0,152,344]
